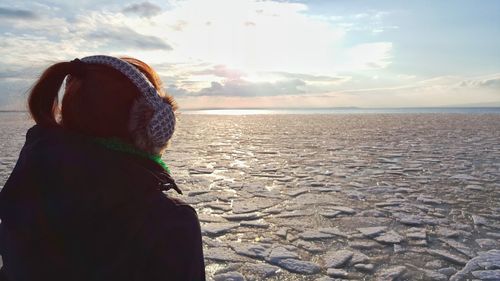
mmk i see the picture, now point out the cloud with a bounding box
[458,74,500,89]
[162,63,351,98]
[0,34,79,66]
[2,0,497,110]
[0,67,35,79]
[122,1,162,18]
[154,0,348,73]
[170,20,188,31]
[265,71,348,83]
[86,25,172,51]
[342,42,393,70]
[324,73,500,107]
[166,84,190,97]
[173,66,349,90]
[327,11,397,34]
[0,7,38,20]
[191,65,245,80]
[164,65,350,97]
[0,0,393,75]
[170,78,307,97]
[478,77,500,89]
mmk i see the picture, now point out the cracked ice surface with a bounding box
[1,112,500,280]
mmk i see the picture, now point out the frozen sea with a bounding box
[1,111,499,280]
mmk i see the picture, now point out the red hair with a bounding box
[28,57,177,141]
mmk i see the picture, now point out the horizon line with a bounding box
[2,106,500,113]
[182,106,500,111]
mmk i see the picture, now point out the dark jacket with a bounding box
[0,125,205,281]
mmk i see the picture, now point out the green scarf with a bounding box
[93,137,171,174]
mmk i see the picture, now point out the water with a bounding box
[182,107,500,115]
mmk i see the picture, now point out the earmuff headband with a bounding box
[78,55,176,150]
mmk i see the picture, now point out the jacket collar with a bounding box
[91,137,182,194]
[30,125,183,195]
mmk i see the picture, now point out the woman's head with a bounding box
[28,55,177,154]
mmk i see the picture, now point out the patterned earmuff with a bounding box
[79,55,176,154]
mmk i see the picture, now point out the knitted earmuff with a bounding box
[79,55,176,154]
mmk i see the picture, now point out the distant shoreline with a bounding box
[2,107,500,115]
[181,107,500,115]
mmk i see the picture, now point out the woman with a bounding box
[0,56,205,280]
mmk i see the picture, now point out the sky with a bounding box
[0,0,499,110]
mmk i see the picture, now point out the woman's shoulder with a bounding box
[149,193,199,225]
